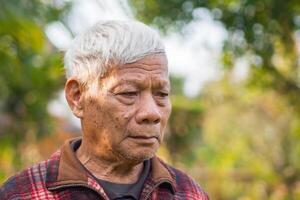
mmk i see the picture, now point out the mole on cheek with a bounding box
[122,114,130,121]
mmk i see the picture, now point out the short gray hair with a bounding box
[64,20,165,84]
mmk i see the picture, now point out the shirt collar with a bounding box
[46,137,176,194]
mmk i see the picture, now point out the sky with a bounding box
[46,0,228,126]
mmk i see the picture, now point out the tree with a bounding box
[0,0,69,177]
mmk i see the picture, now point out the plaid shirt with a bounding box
[0,138,209,200]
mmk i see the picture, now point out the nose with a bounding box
[135,94,161,124]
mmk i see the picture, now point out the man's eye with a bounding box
[119,91,138,97]
[155,92,169,97]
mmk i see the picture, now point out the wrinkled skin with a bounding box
[65,53,171,183]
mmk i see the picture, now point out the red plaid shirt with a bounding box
[1,138,209,200]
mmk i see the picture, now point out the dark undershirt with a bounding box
[97,160,150,200]
[71,139,151,200]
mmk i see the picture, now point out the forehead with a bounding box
[119,53,168,74]
[103,54,169,86]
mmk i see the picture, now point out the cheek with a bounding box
[81,98,106,143]
[102,99,135,131]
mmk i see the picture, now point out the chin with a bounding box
[117,148,157,164]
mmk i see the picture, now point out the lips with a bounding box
[127,134,160,144]
[126,128,160,142]
[129,135,158,140]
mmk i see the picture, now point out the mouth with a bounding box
[128,135,159,144]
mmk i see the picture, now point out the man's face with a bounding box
[81,53,171,163]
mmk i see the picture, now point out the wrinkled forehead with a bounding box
[104,53,168,77]
[124,52,168,65]
[96,53,169,88]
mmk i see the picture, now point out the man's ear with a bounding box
[65,78,85,118]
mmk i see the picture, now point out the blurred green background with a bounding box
[1,0,300,199]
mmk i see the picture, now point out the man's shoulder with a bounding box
[157,158,209,199]
[0,150,61,200]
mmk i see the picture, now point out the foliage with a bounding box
[0,0,67,173]
[197,77,300,199]
[168,95,203,166]
[167,76,204,166]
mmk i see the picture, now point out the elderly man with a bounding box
[1,20,209,200]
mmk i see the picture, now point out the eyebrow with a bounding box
[114,78,170,89]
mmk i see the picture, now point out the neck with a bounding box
[76,139,144,184]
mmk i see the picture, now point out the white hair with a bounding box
[64,20,165,84]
